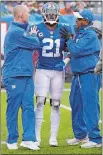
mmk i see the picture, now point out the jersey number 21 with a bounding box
[42,38,60,57]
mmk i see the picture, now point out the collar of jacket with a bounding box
[12,21,29,30]
[75,23,93,33]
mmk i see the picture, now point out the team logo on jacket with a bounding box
[24,32,27,36]
[76,39,79,43]
[38,32,44,38]
[50,31,53,35]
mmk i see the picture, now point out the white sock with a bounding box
[50,106,60,140]
[35,103,44,142]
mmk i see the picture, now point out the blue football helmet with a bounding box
[42,2,60,25]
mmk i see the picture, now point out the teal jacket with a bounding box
[2,21,40,79]
[67,25,101,73]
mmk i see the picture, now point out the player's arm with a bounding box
[55,53,71,69]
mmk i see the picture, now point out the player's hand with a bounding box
[94,68,102,74]
[94,59,102,74]
[30,26,39,35]
[55,61,66,70]
[60,27,73,42]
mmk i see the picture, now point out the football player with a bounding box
[34,2,72,146]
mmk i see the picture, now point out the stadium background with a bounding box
[1,1,102,155]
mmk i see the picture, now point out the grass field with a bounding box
[1,83,102,155]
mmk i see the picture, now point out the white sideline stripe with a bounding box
[99,120,102,123]
[1,141,6,144]
[1,89,71,92]
[61,104,102,124]
[63,88,71,91]
[1,103,102,145]
[63,88,102,92]
[60,104,72,111]
[1,89,6,92]
[47,99,102,124]
[1,88,102,92]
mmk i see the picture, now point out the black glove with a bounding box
[60,27,73,42]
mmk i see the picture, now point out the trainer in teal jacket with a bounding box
[59,9,102,148]
[2,5,40,150]
[2,21,40,79]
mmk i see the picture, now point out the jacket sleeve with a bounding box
[13,29,40,50]
[67,31,96,56]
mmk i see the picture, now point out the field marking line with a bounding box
[63,88,102,92]
[1,89,6,92]
[1,90,102,124]
[1,88,71,92]
[60,104,72,111]
[47,99,102,124]
[1,88,102,93]
[60,103,102,124]
[1,100,102,145]
[1,141,6,144]
[99,120,102,123]
[63,88,71,91]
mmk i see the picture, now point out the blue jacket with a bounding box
[2,21,40,79]
[67,25,101,73]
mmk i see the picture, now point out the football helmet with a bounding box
[42,2,60,25]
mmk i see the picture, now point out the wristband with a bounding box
[63,58,70,65]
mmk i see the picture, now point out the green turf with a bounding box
[1,83,102,154]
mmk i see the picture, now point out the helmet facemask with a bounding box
[42,2,60,25]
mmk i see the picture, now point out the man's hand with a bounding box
[30,26,39,35]
[60,27,73,42]
[94,59,102,74]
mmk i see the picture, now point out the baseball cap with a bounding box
[73,9,94,22]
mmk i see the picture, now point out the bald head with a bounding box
[13,5,27,17]
[13,5,30,23]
